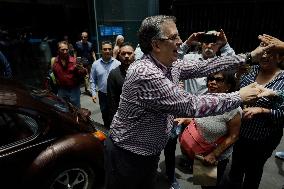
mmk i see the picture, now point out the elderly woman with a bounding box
[112,35,124,59]
[228,38,284,189]
[176,71,242,188]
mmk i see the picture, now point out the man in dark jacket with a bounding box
[107,42,135,124]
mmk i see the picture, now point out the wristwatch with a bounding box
[245,52,253,65]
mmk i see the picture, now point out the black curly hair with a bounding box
[207,71,237,92]
[138,15,176,54]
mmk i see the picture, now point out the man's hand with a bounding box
[215,29,227,48]
[239,82,260,102]
[92,96,96,103]
[75,63,87,75]
[255,84,276,97]
[185,32,204,46]
[75,63,84,70]
[240,83,276,102]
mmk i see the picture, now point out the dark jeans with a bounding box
[84,63,91,91]
[58,86,81,108]
[104,137,160,189]
[98,91,110,129]
[164,136,178,182]
[229,135,282,189]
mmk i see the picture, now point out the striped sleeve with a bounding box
[179,54,246,80]
[136,63,242,118]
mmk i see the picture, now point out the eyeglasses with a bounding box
[207,75,225,83]
[82,36,88,39]
[158,34,181,41]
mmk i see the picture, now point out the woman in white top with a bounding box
[176,71,242,188]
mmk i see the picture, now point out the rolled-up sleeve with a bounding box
[179,54,246,80]
[137,64,242,118]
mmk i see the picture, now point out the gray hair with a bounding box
[138,15,176,54]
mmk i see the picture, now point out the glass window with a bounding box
[0,112,38,146]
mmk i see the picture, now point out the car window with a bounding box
[30,89,69,112]
[0,112,38,146]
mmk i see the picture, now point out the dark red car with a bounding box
[0,79,106,189]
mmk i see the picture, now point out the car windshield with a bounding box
[30,89,69,112]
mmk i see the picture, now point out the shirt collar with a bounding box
[146,54,171,75]
[101,57,114,64]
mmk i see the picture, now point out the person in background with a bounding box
[164,29,235,189]
[52,41,87,107]
[107,42,135,124]
[134,43,144,60]
[228,36,284,189]
[74,31,96,96]
[174,29,236,173]
[175,71,241,189]
[63,35,75,57]
[113,35,124,59]
[90,41,120,129]
[39,35,52,76]
[183,29,235,95]
[259,34,284,162]
[0,50,12,79]
[104,15,275,189]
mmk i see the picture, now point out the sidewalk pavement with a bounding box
[80,91,284,189]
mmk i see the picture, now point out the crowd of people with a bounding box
[1,15,284,189]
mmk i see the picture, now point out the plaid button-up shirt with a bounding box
[110,54,246,156]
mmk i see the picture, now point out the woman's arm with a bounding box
[243,104,284,122]
[203,112,241,165]
[243,107,266,119]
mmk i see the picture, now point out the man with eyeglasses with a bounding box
[104,15,275,189]
[74,31,96,96]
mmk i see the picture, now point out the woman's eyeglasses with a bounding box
[207,76,225,83]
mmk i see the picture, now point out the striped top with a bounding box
[110,53,246,156]
[240,65,284,142]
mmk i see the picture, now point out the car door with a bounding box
[0,108,51,188]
